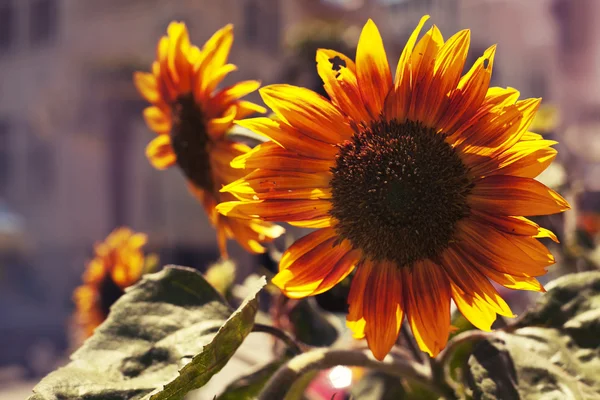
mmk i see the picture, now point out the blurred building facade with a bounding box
[0,0,598,307]
[0,0,284,305]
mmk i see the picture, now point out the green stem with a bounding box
[252,323,303,355]
[257,348,454,400]
[400,323,425,363]
[434,330,494,390]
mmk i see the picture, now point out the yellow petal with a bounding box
[469,175,570,216]
[143,106,171,134]
[356,19,392,119]
[146,135,176,170]
[260,84,353,143]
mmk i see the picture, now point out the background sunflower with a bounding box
[134,22,283,258]
[72,227,152,340]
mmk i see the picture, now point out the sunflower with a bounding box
[134,22,284,257]
[217,16,570,360]
[73,227,149,338]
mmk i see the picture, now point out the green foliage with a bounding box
[216,359,288,400]
[350,372,407,400]
[467,271,600,399]
[289,298,342,347]
[30,266,265,400]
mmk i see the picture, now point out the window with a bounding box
[0,0,15,52]
[0,121,10,193]
[530,71,548,98]
[243,0,280,52]
[552,0,589,54]
[29,137,54,193]
[30,0,58,45]
[244,0,259,45]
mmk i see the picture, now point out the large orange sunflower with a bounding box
[73,227,150,338]
[217,16,570,360]
[134,22,283,257]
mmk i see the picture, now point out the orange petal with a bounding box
[211,80,261,113]
[231,142,334,173]
[439,45,496,133]
[451,283,500,331]
[216,199,332,223]
[205,63,237,96]
[156,36,178,102]
[203,24,234,75]
[484,86,520,108]
[363,260,404,361]
[404,260,451,357]
[469,175,570,216]
[386,15,430,120]
[146,135,176,169]
[427,29,471,125]
[356,19,392,119]
[273,232,358,299]
[236,117,338,159]
[346,260,404,360]
[260,84,353,143]
[288,218,333,228]
[521,131,543,141]
[454,220,551,277]
[134,72,161,104]
[469,139,557,178]
[235,100,267,119]
[167,22,193,92]
[346,260,370,340]
[221,169,331,201]
[440,248,514,330]
[458,98,542,167]
[480,268,546,292]
[215,218,230,258]
[143,106,171,134]
[406,25,444,123]
[316,49,370,123]
[498,146,557,179]
[471,210,558,243]
[207,104,237,137]
[394,15,430,87]
[315,248,361,294]
[280,228,338,269]
[225,217,283,255]
[194,24,234,101]
[456,100,533,154]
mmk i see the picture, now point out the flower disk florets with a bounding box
[330,119,472,267]
[170,93,214,192]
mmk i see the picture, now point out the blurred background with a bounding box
[0,0,599,398]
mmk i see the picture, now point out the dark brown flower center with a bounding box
[330,119,472,267]
[170,93,214,192]
[98,273,124,317]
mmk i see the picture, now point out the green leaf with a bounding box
[350,372,406,400]
[350,371,438,400]
[30,266,266,400]
[289,298,341,347]
[283,370,318,400]
[216,359,288,400]
[467,271,600,399]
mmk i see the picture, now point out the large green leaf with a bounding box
[467,271,600,399]
[216,359,288,400]
[30,266,266,400]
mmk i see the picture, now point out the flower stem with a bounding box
[252,323,303,355]
[400,323,425,363]
[257,348,456,400]
[434,330,494,390]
